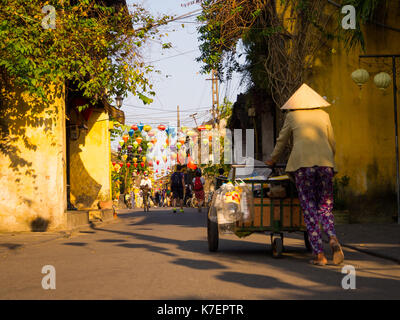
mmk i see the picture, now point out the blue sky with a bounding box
[119,0,244,131]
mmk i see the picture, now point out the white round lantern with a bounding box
[374,72,392,91]
[351,69,370,87]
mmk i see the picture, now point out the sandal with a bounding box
[330,238,344,265]
[309,259,327,266]
[309,254,327,266]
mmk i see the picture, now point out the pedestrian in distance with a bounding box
[266,83,344,266]
[170,164,185,213]
[193,168,206,213]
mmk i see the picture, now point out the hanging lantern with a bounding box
[143,125,152,132]
[128,129,134,137]
[119,140,124,147]
[133,157,137,163]
[122,154,128,161]
[156,169,158,173]
[158,124,166,131]
[135,137,142,144]
[208,135,213,142]
[127,145,133,151]
[138,146,142,153]
[156,160,160,165]
[142,156,147,162]
[148,160,153,167]
[112,162,116,166]
[131,124,138,131]
[166,138,169,146]
[374,72,392,91]
[134,163,138,168]
[147,142,153,149]
[351,69,370,87]
[127,163,131,168]
[119,163,124,168]
[176,142,182,150]
[133,141,139,148]
[162,155,167,163]
[123,135,129,143]
[140,161,145,167]
[138,123,144,131]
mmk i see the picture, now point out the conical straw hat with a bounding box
[281,83,330,110]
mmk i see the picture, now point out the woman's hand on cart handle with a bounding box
[265,159,276,167]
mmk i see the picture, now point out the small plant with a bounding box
[333,175,350,210]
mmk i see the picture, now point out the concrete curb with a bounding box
[341,243,400,264]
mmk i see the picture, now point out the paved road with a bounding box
[0,208,399,299]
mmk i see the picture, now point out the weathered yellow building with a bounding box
[309,0,400,222]
[0,82,124,232]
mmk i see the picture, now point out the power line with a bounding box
[146,49,198,64]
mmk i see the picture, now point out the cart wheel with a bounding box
[304,231,312,252]
[207,217,219,252]
[272,237,283,258]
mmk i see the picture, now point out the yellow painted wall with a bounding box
[69,109,111,209]
[308,1,400,220]
[0,84,67,231]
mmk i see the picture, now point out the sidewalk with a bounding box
[335,224,400,264]
[0,216,118,255]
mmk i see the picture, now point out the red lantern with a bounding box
[131,124,138,131]
[127,163,131,168]
[119,163,123,168]
[140,161,145,167]
[158,125,166,131]
[112,162,116,166]
[134,163,138,168]
[156,160,160,165]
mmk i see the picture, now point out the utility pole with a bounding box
[177,105,180,128]
[190,113,198,127]
[206,69,219,128]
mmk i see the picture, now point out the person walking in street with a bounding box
[192,168,205,213]
[140,173,152,212]
[266,83,344,266]
[170,165,185,213]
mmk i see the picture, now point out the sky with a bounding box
[117,0,244,135]
[111,0,246,177]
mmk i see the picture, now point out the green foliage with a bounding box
[341,0,382,50]
[0,0,172,106]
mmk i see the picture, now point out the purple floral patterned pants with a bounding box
[294,166,336,254]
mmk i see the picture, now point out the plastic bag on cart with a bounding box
[235,180,254,223]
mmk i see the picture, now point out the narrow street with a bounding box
[0,209,399,300]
